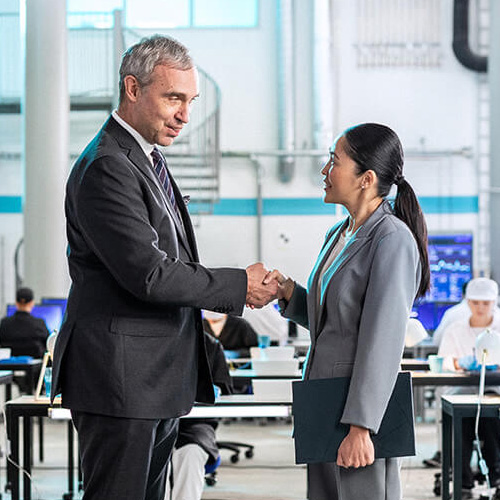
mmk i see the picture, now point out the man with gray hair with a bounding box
[52,35,276,500]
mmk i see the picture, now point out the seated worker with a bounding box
[243,300,289,346]
[203,310,258,357]
[0,287,49,358]
[433,281,500,347]
[165,332,232,500]
[438,278,500,499]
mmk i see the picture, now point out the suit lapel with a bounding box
[168,171,200,261]
[313,200,393,338]
[105,117,195,260]
[306,220,347,341]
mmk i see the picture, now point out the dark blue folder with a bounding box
[292,371,415,464]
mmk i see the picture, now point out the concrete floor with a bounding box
[0,411,454,500]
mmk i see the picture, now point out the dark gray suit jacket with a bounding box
[52,116,247,419]
[284,201,421,434]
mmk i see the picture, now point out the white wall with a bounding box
[189,0,481,284]
[0,0,486,309]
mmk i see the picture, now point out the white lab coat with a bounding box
[438,316,500,393]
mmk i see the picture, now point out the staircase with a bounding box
[0,11,221,215]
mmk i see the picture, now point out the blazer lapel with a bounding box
[105,117,195,260]
[306,220,347,340]
[313,200,393,337]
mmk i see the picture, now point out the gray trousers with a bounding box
[308,457,401,500]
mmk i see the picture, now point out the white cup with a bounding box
[428,355,444,373]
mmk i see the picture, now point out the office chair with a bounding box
[216,440,254,463]
[204,455,221,486]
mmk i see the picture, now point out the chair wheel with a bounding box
[245,449,254,459]
[230,453,239,463]
[205,476,217,486]
[62,494,73,500]
[433,472,441,496]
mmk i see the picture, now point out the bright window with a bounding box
[193,0,258,27]
[67,0,258,29]
[125,0,190,29]
[67,0,123,28]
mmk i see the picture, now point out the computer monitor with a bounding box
[411,301,456,332]
[412,233,473,331]
[5,304,63,333]
[40,297,67,316]
[427,233,473,302]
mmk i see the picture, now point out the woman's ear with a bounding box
[361,170,377,189]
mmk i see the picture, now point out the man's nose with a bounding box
[175,102,190,124]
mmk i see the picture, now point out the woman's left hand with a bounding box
[336,425,375,468]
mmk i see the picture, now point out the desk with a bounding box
[230,368,302,382]
[0,359,45,463]
[411,371,500,386]
[404,337,438,358]
[5,395,293,500]
[410,371,500,419]
[5,396,76,500]
[230,358,429,371]
[227,356,307,368]
[230,368,500,387]
[286,339,310,356]
[0,359,43,399]
[441,394,500,500]
[401,359,429,371]
[0,369,14,384]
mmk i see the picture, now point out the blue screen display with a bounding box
[426,234,473,302]
[412,234,473,331]
[411,302,456,332]
[41,297,67,316]
[6,304,63,333]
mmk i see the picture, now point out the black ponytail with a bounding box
[343,123,430,298]
[393,179,430,298]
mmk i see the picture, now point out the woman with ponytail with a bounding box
[266,123,429,500]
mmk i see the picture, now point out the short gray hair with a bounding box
[119,34,194,102]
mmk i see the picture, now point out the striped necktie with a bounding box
[151,147,179,214]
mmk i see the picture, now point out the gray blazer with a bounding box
[284,201,421,433]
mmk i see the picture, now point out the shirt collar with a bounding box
[112,110,155,165]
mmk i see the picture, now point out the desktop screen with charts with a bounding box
[427,234,473,302]
[412,234,473,331]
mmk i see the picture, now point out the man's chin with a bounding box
[157,137,176,147]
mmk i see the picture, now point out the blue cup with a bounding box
[44,367,52,398]
[258,335,271,349]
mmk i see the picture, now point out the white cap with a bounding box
[465,278,499,301]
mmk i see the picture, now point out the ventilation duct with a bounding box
[453,0,487,72]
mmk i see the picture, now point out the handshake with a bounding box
[245,263,295,309]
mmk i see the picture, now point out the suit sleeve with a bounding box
[281,284,309,329]
[74,155,247,314]
[340,228,420,433]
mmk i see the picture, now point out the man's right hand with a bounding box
[245,263,278,308]
[264,269,295,302]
